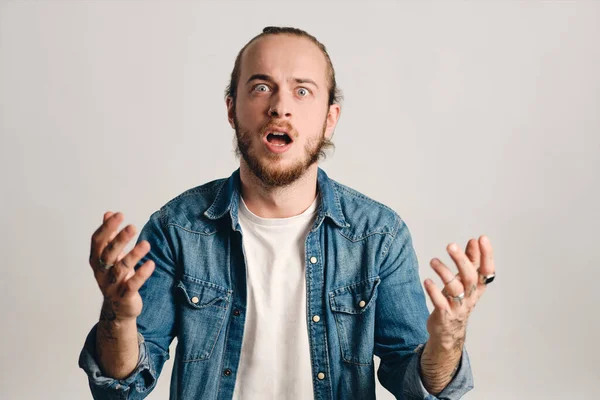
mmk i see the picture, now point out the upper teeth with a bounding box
[271,132,286,136]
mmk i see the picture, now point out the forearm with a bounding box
[419,337,464,395]
[95,298,140,379]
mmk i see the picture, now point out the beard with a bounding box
[233,112,330,188]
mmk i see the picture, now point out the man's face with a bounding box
[227,34,340,187]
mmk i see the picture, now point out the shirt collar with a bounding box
[203,168,350,231]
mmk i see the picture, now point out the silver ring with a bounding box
[441,287,465,301]
[98,257,114,270]
[445,291,465,306]
[450,292,465,301]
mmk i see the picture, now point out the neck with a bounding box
[239,162,319,218]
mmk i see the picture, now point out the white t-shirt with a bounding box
[232,195,319,400]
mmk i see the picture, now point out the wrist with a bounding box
[98,314,136,330]
[99,298,138,327]
[426,335,464,353]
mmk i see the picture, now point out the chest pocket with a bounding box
[329,276,381,366]
[176,275,231,362]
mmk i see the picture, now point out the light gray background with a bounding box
[1,0,598,399]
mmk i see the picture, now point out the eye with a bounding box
[253,84,271,93]
[297,87,310,97]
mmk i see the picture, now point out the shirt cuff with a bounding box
[403,343,474,400]
[78,323,156,398]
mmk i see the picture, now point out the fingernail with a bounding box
[449,243,458,252]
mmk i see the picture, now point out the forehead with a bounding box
[240,34,328,84]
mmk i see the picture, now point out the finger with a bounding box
[430,258,455,284]
[447,243,478,298]
[121,260,155,295]
[465,239,481,269]
[99,224,138,273]
[102,213,122,243]
[103,211,114,223]
[424,279,450,311]
[114,240,150,280]
[93,212,123,242]
[430,258,464,296]
[90,212,125,268]
[478,235,496,283]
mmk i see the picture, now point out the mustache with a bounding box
[259,120,298,138]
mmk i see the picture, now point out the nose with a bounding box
[268,92,292,119]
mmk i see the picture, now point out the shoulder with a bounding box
[163,177,226,209]
[151,176,229,233]
[329,177,406,241]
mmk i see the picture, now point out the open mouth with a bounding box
[266,132,292,146]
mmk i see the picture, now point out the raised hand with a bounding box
[424,235,495,345]
[89,211,155,323]
[419,235,496,394]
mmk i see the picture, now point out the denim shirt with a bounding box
[79,168,474,400]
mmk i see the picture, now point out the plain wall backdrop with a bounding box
[1,0,598,398]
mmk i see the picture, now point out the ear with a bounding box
[226,96,235,129]
[324,103,341,140]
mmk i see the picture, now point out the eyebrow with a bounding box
[294,78,319,88]
[246,74,319,89]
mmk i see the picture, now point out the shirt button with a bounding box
[233,309,241,317]
[223,368,232,376]
[358,300,366,308]
[312,315,320,323]
[310,256,318,264]
[317,372,325,380]
[191,296,199,304]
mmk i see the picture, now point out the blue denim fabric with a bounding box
[79,168,474,399]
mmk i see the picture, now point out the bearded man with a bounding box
[80,26,495,400]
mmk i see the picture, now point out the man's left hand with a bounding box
[423,235,496,349]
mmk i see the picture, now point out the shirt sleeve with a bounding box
[403,342,474,400]
[374,215,474,399]
[78,209,178,399]
[78,324,155,399]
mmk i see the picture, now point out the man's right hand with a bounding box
[89,211,155,323]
